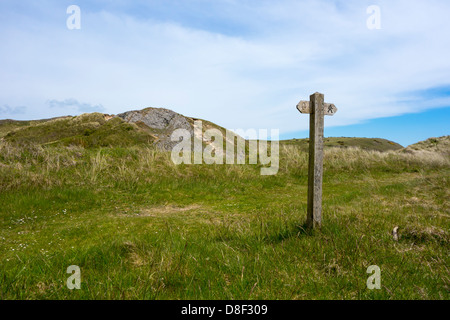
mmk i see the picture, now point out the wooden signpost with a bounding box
[296,92,337,228]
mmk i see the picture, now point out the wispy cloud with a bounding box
[0,105,27,116]
[47,99,105,113]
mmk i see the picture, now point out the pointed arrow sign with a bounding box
[296,100,337,116]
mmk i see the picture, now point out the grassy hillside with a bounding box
[281,137,403,152]
[404,135,450,156]
[0,118,70,139]
[1,113,154,148]
[0,138,448,299]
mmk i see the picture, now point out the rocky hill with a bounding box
[0,107,235,150]
[116,107,234,151]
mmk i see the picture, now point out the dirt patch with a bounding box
[118,204,203,218]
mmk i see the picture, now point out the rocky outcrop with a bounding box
[117,107,193,150]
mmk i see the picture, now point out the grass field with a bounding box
[0,139,449,299]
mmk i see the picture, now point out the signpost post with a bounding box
[296,92,337,228]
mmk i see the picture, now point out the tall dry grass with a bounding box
[1,141,449,191]
[280,145,449,174]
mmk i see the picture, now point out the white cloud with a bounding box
[0,0,449,133]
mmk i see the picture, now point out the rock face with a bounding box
[117,108,191,131]
[117,107,193,150]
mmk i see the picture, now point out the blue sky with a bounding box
[0,0,449,146]
[323,107,450,147]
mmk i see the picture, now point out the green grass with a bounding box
[0,141,449,299]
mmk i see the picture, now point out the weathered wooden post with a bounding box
[296,92,337,228]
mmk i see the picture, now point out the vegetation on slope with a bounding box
[2,113,154,148]
[0,110,240,151]
[403,135,450,157]
[0,118,69,139]
[281,137,403,152]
